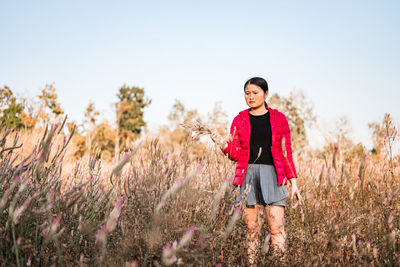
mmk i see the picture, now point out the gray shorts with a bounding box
[235,164,288,207]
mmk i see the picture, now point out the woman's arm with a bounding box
[280,114,303,205]
[281,114,297,179]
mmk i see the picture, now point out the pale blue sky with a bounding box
[1,1,399,149]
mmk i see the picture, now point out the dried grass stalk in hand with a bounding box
[180,119,212,140]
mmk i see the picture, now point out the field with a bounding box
[0,122,399,266]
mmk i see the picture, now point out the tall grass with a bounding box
[0,122,399,266]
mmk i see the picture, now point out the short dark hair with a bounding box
[243,77,269,93]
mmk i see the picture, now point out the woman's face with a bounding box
[244,84,268,109]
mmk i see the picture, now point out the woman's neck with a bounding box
[249,105,268,116]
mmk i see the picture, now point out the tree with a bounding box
[84,101,100,128]
[115,85,151,151]
[38,83,64,118]
[0,85,14,110]
[317,116,364,165]
[206,102,228,137]
[164,99,201,146]
[82,101,101,154]
[161,99,229,158]
[91,121,117,161]
[19,96,39,128]
[0,85,25,129]
[268,89,316,153]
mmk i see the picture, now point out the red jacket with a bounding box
[222,107,297,186]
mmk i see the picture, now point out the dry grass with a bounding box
[0,122,399,266]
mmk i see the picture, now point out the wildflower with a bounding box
[111,142,142,181]
[96,198,124,245]
[179,226,195,247]
[262,233,271,253]
[388,212,393,229]
[12,197,31,224]
[0,196,8,210]
[162,227,196,266]
[352,233,357,255]
[79,253,85,266]
[95,224,107,244]
[373,246,378,258]
[125,260,138,267]
[155,164,202,216]
[162,242,177,266]
[78,215,83,231]
[388,229,396,247]
[0,176,20,212]
[106,198,123,232]
[224,207,242,239]
[209,177,230,221]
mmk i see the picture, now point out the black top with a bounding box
[248,111,274,165]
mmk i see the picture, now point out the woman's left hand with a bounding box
[289,178,303,207]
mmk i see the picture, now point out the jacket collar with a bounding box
[239,107,274,117]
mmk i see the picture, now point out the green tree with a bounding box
[116,85,151,151]
[0,85,25,129]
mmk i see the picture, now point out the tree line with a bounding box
[0,84,150,160]
[0,84,397,163]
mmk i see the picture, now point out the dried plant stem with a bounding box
[11,222,20,267]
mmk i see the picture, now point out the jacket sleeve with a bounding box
[281,114,297,179]
[221,116,241,162]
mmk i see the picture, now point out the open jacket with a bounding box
[222,107,297,186]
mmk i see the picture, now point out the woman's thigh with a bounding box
[264,205,285,234]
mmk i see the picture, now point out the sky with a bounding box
[1,1,399,150]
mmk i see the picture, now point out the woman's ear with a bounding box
[264,91,269,100]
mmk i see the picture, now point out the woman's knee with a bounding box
[270,222,285,237]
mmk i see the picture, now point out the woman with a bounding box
[211,77,303,263]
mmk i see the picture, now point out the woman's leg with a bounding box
[264,205,286,255]
[244,205,263,264]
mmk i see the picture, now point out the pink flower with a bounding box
[388,212,394,229]
[95,224,107,244]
